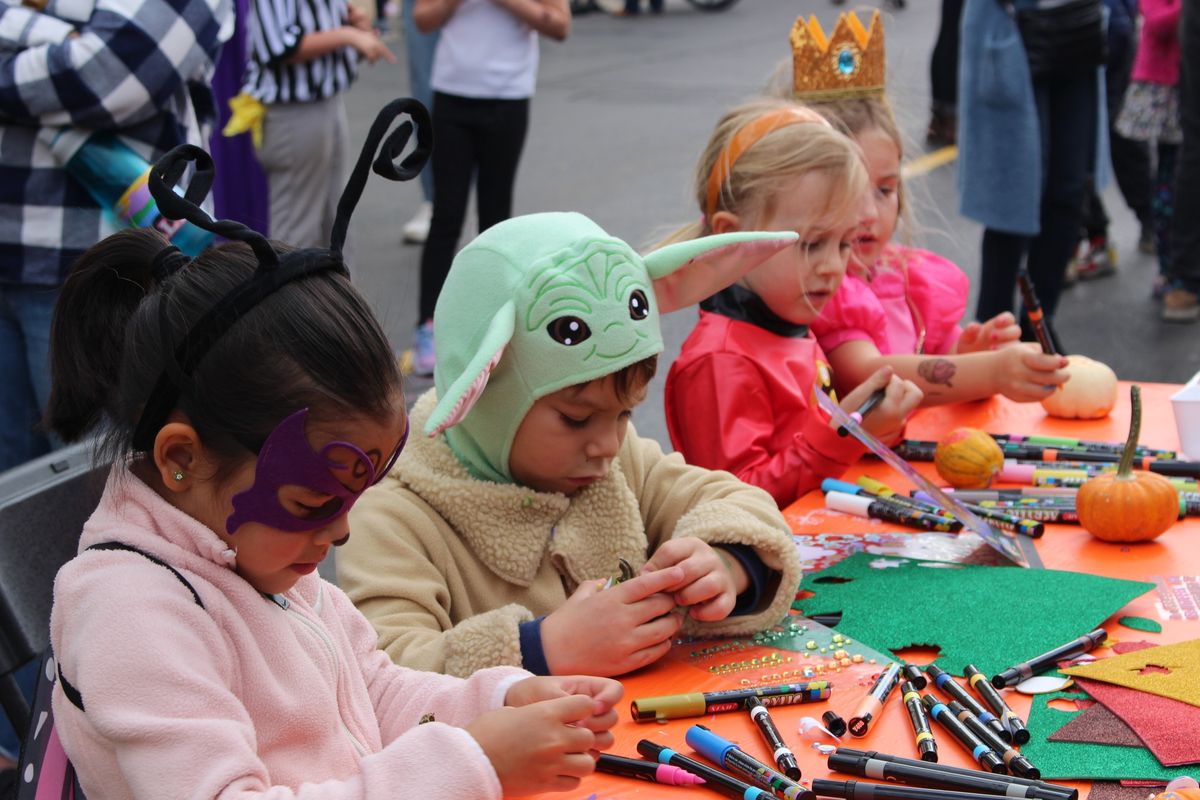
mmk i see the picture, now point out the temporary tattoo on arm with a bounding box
[918,358,956,387]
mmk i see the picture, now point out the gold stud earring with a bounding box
[172,470,185,482]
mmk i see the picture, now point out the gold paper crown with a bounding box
[791,10,885,102]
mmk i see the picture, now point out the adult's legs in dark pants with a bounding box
[1106,39,1154,231]
[1025,71,1097,329]
[474,98,529,233]
[928,0,963,143]
[420,92,479,323]
[977,228,1028,323]
[1167,0,1200,305]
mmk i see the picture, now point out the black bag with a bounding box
[1011,0,1107,78]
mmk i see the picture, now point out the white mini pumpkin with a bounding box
[1041,354,1118,419]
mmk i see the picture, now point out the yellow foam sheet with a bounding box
[1061,638,1200,708]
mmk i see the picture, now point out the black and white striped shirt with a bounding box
[243,0,358,104]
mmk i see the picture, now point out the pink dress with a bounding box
[811,245,969,357]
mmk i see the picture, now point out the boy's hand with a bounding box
[993,344,1070,402]
[840,366,922,444]
[541,568,685,676]
[957,312,1022,353]
[466,695,601,795]
[505,676,622,753]
[642,537,746,622]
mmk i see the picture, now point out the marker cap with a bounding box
[822,478,863,496]
[631,692,707,722]
[825,492,872,517]
[823,710,848,737]
[685,725,738,765]
[1000,462,1036,482]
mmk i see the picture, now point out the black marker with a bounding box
[921,694,1004,773]
[945,700,1040,779]
[748,696,801,780]
[814,778,1032,800]
[595,753,706,786]
[838,389,886,436]
[991,629,1107,688]
[899,681,938,762]
[965,664,1030,745]
[925,664,1010,743]
[1016,269,1057,355]
[637,740,774,800]
[900,665,927,690]
[827,750,1067,800]
[834,749,1075,800]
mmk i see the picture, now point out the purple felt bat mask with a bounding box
[226,408,407,534]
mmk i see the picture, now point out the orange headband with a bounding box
[704,107,832,221]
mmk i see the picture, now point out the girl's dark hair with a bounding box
[45,227,401,467]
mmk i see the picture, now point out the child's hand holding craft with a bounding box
[839,366,922,444]
[541,567,685,676]
[991,344,1070,402]
[505,675,623,752]
[466,694,604,794]
[642,537,748,621]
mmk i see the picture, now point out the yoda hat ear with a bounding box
[645,231,800,313]
[425,301,515,437]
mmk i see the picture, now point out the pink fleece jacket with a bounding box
[1131,0,1181,86]
[50,466,530,799]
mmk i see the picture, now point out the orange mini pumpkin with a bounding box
[934,427,1005,489]
[1077,385,1180,542]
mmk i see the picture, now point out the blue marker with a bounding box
[686,726,815,800]
[920,694,1005,773]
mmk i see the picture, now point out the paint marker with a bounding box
[825,491,962,532]
[994,433,1175,459]
[940,488,1077,501]
[838,389,886,436]
[814,778,1030,800]
[637,740,774,800]
[991,629,1108,688]
[900,664,927,690]
[833,749,1076,800]
[911,492,1044,538]
[823,479,955,520]
[921,694,1005,773]
[827,750,1068,800]
[924,665,1009,744]
[856,477,956,519]
[900,680,938,762]
[748,696,802,780]
[631,681,831,722]
[595,753,706,786]
[1017,269,1055,355]
[945,700,1040,778]
[976,502,1080,525]
[849,662,902,737]
[964,664,1029,745]
[686,725,814,800]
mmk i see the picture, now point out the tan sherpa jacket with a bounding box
[339,389,802,677]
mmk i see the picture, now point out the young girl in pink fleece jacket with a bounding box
[40,134,621,798]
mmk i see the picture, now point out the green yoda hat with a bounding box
[427,212,798,483]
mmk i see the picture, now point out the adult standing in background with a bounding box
[243,0,395,249]
[0,0,231,472]
[400,0,441,244]
[958,0,1103,347]
[1162,0,1200,321]
[927,0,963,146]
[409,0,570,377]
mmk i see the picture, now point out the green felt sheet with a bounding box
[1118,616,1163,633]
[796,553,1153,676]
[1022,692,1194,780]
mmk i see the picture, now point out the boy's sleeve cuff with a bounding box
[719,544,770,616]
[517,617,552,676]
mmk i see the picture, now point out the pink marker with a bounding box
[596,753,706,786]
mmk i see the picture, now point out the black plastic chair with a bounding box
[0,444,106,735]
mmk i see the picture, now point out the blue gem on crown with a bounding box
[837,48,857,76]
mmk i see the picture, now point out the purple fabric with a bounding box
[208,0,270,234]
[226,409,406,534]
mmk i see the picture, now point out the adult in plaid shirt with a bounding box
[0,0,232,471]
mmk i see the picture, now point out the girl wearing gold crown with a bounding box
[794,13,1070,408]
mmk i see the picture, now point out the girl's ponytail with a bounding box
[44,228,169,442]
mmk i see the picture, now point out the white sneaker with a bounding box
[402,202,433,244]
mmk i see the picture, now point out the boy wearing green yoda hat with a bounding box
[339,212,803,678]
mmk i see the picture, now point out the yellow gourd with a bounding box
[934,427,1005,489]
[1041,355,1118,419]
[1077,385,1179,542]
